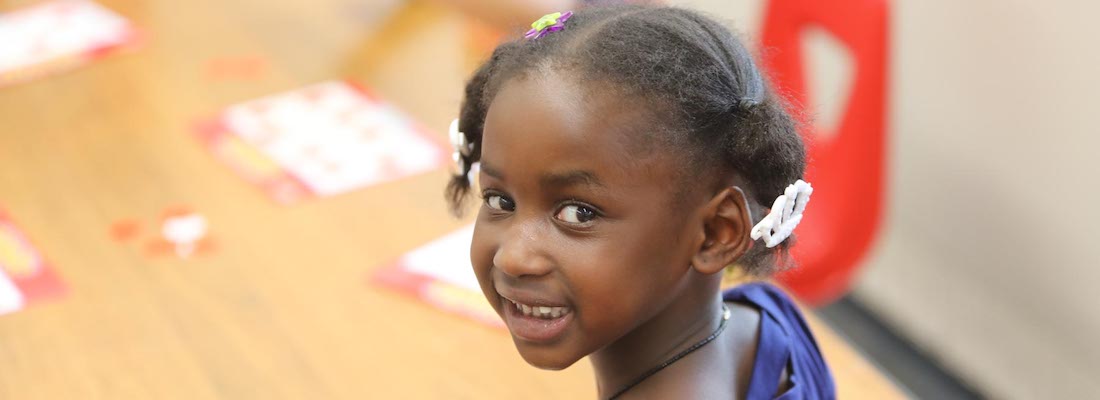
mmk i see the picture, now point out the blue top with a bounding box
[723,282,836,399]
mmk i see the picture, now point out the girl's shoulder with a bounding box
[723,282,837,399]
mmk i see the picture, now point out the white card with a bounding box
[222,81,446,197]
[402,225,479,292]
[0,268,25,316]
[0,0,134,74]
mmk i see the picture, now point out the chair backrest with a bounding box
[760,0,891,305]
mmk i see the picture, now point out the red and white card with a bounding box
[0,0,140,88]
[194,81,450,204]
[373,225,503,329]
[0,210,66,316]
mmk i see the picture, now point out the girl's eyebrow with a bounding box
[482,162,604,189]
[481,163,505,180]
[540,170,605,189]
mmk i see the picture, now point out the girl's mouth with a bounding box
[500,296,574,343]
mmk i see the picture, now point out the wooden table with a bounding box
[0,0,907,398]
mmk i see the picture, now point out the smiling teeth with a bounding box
[510,300,570,319]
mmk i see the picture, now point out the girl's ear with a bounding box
[691,186,753,275]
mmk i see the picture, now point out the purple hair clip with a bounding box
[524,11,574,40]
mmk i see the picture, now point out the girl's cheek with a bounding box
[469,224,495,276]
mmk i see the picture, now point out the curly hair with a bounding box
[446,5,807,275]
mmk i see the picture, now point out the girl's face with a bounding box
[471,72,705,369]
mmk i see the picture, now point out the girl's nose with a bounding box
[492,223,554,278]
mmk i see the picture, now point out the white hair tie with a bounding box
[449,118,479,185]
[449,118,474,173]
[750,180,813,248]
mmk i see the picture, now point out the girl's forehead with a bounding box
[483,74,662,169]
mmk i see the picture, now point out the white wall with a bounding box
[676,0,1100,398]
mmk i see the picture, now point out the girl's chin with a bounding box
[513,342,584,371]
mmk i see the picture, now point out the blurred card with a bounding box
[195,81,449,204]
[0,0,140,88]
[373,225,503,328]
[0,210,66,316]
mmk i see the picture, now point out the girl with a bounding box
[446,5,834,399]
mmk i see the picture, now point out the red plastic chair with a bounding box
[759,0,890,305]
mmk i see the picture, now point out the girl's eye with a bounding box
[485,194,515,212]
[555,204,598,224]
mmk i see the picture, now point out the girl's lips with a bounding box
[500,296,574,343]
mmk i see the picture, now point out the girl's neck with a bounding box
[589,271,726,399]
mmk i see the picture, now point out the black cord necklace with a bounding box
[606,304,732,400]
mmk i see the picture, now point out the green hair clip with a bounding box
[525,11,574,40]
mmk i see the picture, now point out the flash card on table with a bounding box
[373,225,503,329]
[194,81,450,204]
[0,210,66,316]
[0,0,140,88]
